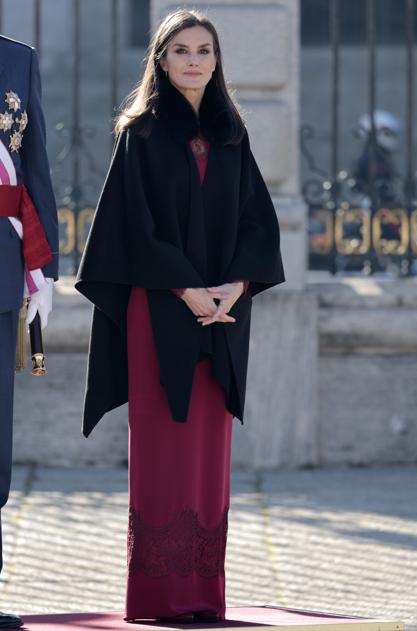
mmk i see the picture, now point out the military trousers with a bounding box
[0,308,19,574]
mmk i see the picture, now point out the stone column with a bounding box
[154,1,319,468]
[152,0,306,288]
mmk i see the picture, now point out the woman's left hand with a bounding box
[197,281,244,326]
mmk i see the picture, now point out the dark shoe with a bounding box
[157,614,195,624]
[193,612,221,623]
[0,612,23,629]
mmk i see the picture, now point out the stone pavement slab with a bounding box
[0,466,415,630]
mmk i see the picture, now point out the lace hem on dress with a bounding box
[128,506,228,578]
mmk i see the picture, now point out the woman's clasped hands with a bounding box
[181,282,244,326]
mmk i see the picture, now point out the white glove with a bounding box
[26,277,54,329]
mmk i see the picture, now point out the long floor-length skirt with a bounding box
[125,287,233,621]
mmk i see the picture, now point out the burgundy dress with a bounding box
[125,133,233,621]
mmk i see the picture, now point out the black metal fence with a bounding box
[5,0,416,277]
[0,0,124,274]
[302,0,417,275]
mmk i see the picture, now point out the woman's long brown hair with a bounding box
[114,8,245,143]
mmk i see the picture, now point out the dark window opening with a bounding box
[130,0,151,47]
[301,0,417,46]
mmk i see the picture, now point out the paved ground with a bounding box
[0,466,416,629]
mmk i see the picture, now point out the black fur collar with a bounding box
[153,75,237,145]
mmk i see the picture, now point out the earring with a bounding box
[165,69,168,78]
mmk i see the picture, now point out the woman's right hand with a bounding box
[181,288,236,323]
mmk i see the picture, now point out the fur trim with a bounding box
[153,75,237,145]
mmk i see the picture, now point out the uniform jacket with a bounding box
[75,76,285,437]
[0,35,58,314]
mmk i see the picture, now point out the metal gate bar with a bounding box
[34,0,41,53]
[405,0,415,207]
[367,0,377,212]
[330,0,340,183]
[111,0,120,121]
[71,0,81,271]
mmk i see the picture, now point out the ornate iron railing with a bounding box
[0,0,123,274]
[302,0,417,275]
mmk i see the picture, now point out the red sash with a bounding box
[0,184,53,270]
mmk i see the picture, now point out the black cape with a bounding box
[75,77,285,437]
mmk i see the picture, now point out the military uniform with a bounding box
[0,35,58,628]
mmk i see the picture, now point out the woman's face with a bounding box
[160,26,217,93]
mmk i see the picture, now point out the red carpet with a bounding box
[19,606,402,631]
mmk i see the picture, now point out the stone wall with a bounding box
[316,277,417,467]
[13,277,417,469]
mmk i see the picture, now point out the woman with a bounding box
[75,8,285,623]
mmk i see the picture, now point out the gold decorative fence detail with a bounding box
[372,208,409,255]
[61,205,417,259]
[310,207,417,256]
[58,206,94,255]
